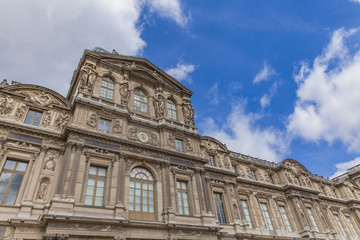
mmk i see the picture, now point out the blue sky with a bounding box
[1,0,360,178]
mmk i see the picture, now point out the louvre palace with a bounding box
[0,48,360,240]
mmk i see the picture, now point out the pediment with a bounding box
[280,159,309,175]
[88,50,193,95]
[3,84,71,109]
[201,136,229,153]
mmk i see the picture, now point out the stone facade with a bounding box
[0,48,359,240]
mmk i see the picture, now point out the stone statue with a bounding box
[153,86,165,119]
[15,103,27,121]
[38,182,48,200]
[79,62,97,91]
[119,72,130,107]
[54,111,69,130]
[42,110,52,128]
[0,95,14,114]
[182,97,194,126]
[0,79,9,88]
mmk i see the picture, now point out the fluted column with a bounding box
[161,163,168,211]
[68,144,83,198]
[54,142,73,198]
[165,162,172,209]
[195,169,205,213]
[23,146,48,202]
[116,154,126,206]
[200,170,212,213]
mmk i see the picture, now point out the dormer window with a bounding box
[209,155,215,167]
[134,89,147,113]
[251,170,257,181]
[100,77,114,100]
[167,99,177,120]
[24,110,42,126]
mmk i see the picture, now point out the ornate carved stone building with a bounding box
[0,48,360,240]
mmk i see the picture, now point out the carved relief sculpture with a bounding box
[79,62,97,92]
[15,103,27,121]
[87,113,98,128]
[112,119,123,134]
[0,95,14,115]
[54,112,69,130]
[41,110,52,128]
[22,91,58,106]
[37,178,49,200]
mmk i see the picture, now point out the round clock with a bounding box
[137,131,149,143]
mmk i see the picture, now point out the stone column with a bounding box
[195,169,205,213]
[54,142,73,198]
[200,170,212,214]
[161,163,168,211]
[23,146,48,202]
[288,196,306,231]
[165,162,172,209]
[105,158,113,205]
[116,154,126,206]
[68,144,83,198]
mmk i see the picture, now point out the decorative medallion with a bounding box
[137,131,149,143]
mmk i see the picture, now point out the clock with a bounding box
[137,131,149,143]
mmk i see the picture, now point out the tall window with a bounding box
[334,214,347,237]
[269,174,274,184]
[209,155,215,167]
[279,206,292,231]
[260,203,274,230]
[98,118,110,134]
[175,139,183,152]
[251,170,257,181]
[100,77,114,100]
[129,167,155,221]
[346,216,359,238]
[85,166,106,206]
[24,110,42,126]
[167,99,177,120]
[177,181,190,215]
[214,193,226,224]
[0,160,28,205]
[134,89,147,112]
[306,208,319,231]
[232,165,237,173]
[241,200,253,228]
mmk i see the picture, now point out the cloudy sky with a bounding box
[1,0,360,178]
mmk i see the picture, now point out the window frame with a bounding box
[100,76,115,100]
[306,207,319,232]
[240,199,253,228]
[167,99,177,121]
[176,180,190,216]
[133,89,148,113]
[128,167,156,221]
[175,139,184,152]
[251,170,257,181]
[278,205,292,232]
[0,159,29,205]
[209,155,216,167]
[24,109,43,126]
[84,165,107,207]
[98,118,111,134]
[213,192,227,224]
[334,213,348,238]
[260,202,274,230]
[346,215,359,238]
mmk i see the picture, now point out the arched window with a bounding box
[100,77,114,100]
[167,99,177,120]
[129,167,155,220]
[134,89,147,112]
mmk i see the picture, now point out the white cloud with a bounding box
[287,27,360,152]
[208,83,219,105]
[165,63,196,83]
[0,0,189,96]
[200,103,288,162]
[349,0,360,3]
[253,61,276,84]
[260,82,278,109]
[149,0,190,27]
[330,157,360,179]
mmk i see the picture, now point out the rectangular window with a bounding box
[251,170,257,181]
[98,118,110,134]
[209,155,215,167]
[346,216,359,238]
[334,214,347,237]
[177,181,190,215]
[269,174,274,184]
[85,166,106,207]
[279,206,292,231]
[24,110,42,126]
[214,193,226,224]
[0,160,28,205]
[306,208,319,231]
[241,200,253,228]
[175,139,183,152]
[260,203,274,230]
[232,165,237,173]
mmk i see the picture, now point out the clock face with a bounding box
[137,131,149,143]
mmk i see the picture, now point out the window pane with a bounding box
[0,182,8,193]
[12,174,23,184]
[87,178,95,186]
[95,187,104,197]
[94,197,103,206]
[86,186,94,196]
[16,162,28,171]
[89,167,97,175]
[0,172,11,182]
[4,194,16,205]
[8,184,20,194]
[97,179,105,187]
